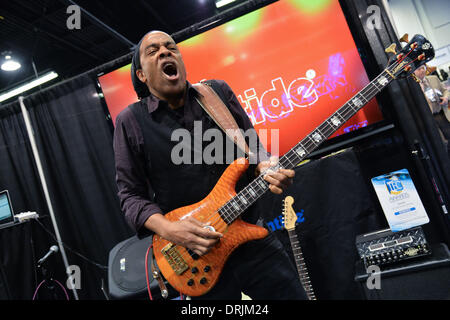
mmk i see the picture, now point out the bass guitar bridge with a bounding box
[162,243,188,275]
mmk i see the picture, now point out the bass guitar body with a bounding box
[152,158,268,297]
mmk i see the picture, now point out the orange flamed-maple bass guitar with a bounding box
[152,34,434,296]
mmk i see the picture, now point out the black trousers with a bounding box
[191,232,307,300]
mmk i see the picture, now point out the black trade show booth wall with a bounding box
[0,0,449,300]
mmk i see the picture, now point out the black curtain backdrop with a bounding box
[0,74,132,299]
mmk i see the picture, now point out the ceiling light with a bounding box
[1,55,21,71]
[0,71,58,103]
[215,0,237,9]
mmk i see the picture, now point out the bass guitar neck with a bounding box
[287,229,316,300]
[283,196,316,300]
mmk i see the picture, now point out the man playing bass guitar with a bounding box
[113,30,307,300]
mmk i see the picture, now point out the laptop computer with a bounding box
[0,190,16,228]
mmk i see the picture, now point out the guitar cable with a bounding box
[32,278,69,300]
[145,242,185,301]
[145,243,154,301]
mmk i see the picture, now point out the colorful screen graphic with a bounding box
[98,0,383,155]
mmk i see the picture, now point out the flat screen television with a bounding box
[98,0,384,155]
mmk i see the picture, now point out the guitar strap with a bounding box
[193,81,255,160]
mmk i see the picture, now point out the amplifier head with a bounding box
[355,226,431,268]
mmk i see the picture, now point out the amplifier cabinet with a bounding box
[354,243,450,300]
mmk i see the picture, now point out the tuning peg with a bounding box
[385,43,397,55]
[411,74,420,83]
[426,65,436,75]
[399,33,409,43]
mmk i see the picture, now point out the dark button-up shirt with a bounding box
[113,80,268,236]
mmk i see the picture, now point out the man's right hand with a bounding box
[145,214,223,256]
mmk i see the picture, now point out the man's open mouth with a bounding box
[162,62,179,80]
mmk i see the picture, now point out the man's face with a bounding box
[414,65,426,80]
[136,31,187,100]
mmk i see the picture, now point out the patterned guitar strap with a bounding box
[192,81,256,163]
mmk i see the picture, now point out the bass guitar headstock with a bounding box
[384,34,435,80]
[282,196,297,231]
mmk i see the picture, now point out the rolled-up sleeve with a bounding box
[113,107,162,238]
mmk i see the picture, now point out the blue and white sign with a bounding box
[371,169,429,232]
